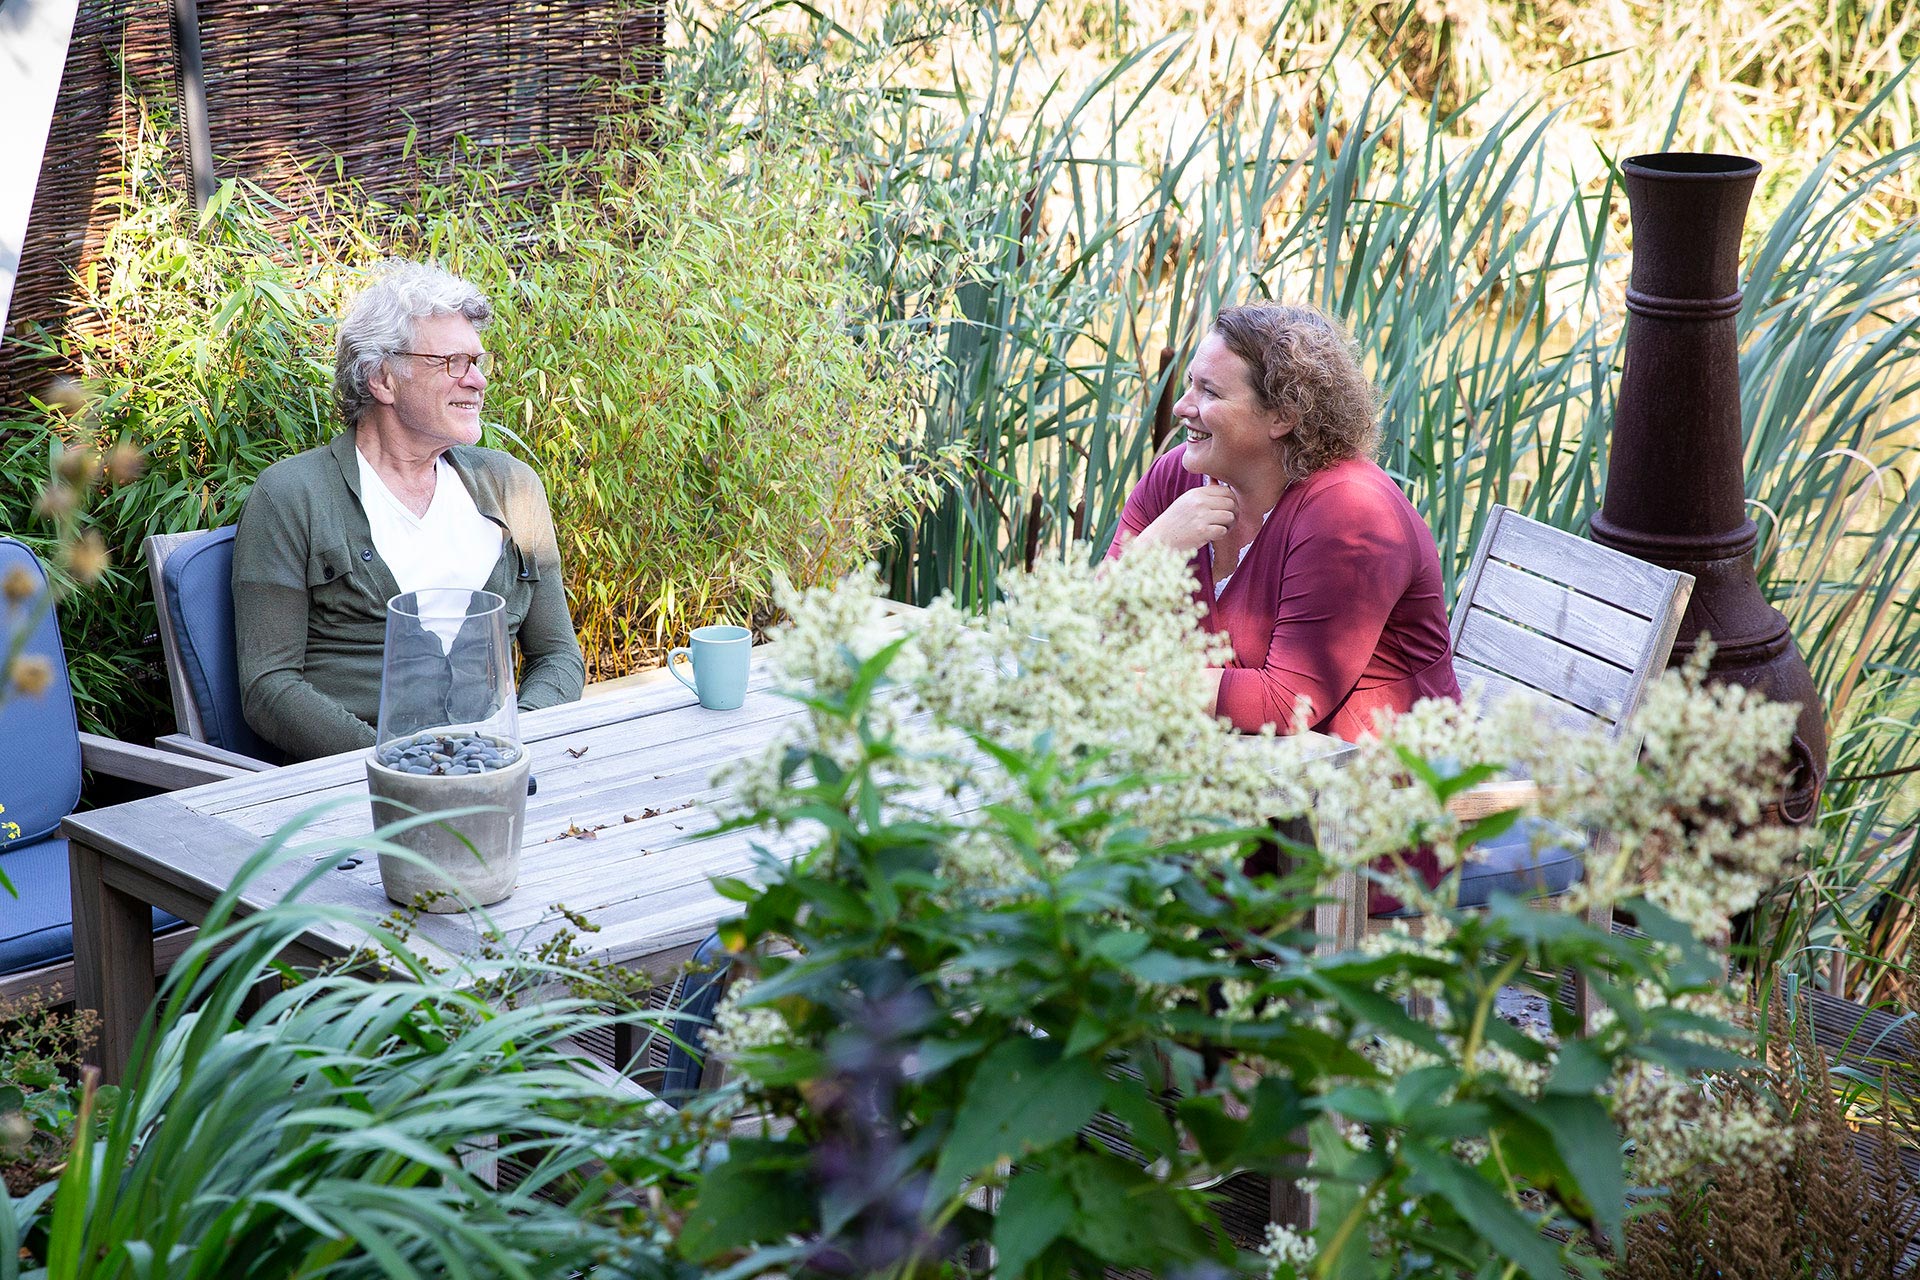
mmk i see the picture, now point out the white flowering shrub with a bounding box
[685,552,1804,1279]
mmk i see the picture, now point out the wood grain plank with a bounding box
[1485,515,1670,618]
[187,675,719,813]
[78,733,249,788]
[70,837,158,1084]
[216,694,802,838]
[1471,560,1650,669]
[155,733,275,771]
[143,530,207,741]
[1447,505,1504,654]
[1455,610,1634,719]
[63,798,475,962]
[1453,657,1612,736]
[517,659,780,739]
[1611,570,1694,751]
[194,670,793,818]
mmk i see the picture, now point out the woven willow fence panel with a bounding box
[3,0,176,401]
[192,0,662,192]
[3,0,662,404]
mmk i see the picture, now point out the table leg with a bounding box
[70,839,155,1085]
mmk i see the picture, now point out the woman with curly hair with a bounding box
[1107,302,1458,740]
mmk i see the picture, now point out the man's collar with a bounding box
[328,427,364,499]
[331,424,504,523]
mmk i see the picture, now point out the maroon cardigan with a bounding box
[1107,447,1460,740]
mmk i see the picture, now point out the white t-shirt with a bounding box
[357,450,504,601]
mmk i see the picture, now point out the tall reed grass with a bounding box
[672,0,1920,994]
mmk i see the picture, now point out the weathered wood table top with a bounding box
[62,661,805,1082]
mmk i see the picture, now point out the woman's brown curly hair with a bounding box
[1209,303,1380,484]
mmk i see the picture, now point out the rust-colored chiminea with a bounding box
[1590,152,1826,823]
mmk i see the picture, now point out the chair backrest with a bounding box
[0,538,82,848]
[1450,506,1694,741]
[144,527,279,762]
[660,932,734,1101]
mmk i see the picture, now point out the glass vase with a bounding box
[366,588,529,911]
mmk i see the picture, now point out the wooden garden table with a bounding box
[62,648,1357,1085]
[62,660,805,1084]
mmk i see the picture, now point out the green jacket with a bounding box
[231,429,586,761]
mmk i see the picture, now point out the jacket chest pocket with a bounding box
[306,539,379,626]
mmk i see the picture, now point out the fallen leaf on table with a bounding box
[566,746,589,759]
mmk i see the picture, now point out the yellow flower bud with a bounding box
[63,530,112,586]
[33,484,77,521]
[8,655,53,697]
[2,565,38,605]
[54,446,97,485]
[103,441,146,485]
[42,376,88,416]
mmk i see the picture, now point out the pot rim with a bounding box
[1623,152,1762,180]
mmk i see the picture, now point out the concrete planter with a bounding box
[366,743,530,911]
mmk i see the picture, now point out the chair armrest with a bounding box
[78,732,248,789]
[1445,779,1539,824]
[154,733,275,772]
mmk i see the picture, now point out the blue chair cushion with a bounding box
[1456,818,1586,907]
[1373,817,1586,918]
[0,537,82,847]
[661,932,734,1103]
[0,835,182,978]
[160,527,280,762]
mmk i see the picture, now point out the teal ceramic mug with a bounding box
[668,624,752,710]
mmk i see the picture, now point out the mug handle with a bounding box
[668,646,698,698]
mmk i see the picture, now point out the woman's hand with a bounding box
[1135,483,1237,555]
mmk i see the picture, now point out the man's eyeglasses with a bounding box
[394,350,490,378]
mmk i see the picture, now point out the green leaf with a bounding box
[1234,1076,1310,1167]
[1457,806,1523,847]
[1174,1091,1241,1165]
[929,1038,1107,1201]
[680,1143,815,1262]
[1309,1117,1377,1280]
[1090,931,1150,964]
[1122,952,1237,985]
[1544,1038,1611,1096]
[1100,1073,1177,1165]
[1529,1094,1625,1243]
[1062,1154,1211,1263]
[993,1167,1075,1276]
[1401,1144,1570,1280]
[1063,1014,1108,1058]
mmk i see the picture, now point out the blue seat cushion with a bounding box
[1373,817,1586,918]
[0,537,83,845]
[661,932,734,1103]
[1455,818,1586,907]
[0,836,183,978]
[160,527,281,763]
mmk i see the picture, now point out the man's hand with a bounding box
[1135,483,1237,555]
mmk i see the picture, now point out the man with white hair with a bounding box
[232,260,585,761]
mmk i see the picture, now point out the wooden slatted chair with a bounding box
[1,536,245,1006]
[1325,505,1694,1027]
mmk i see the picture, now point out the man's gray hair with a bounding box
[334,260,493,425]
